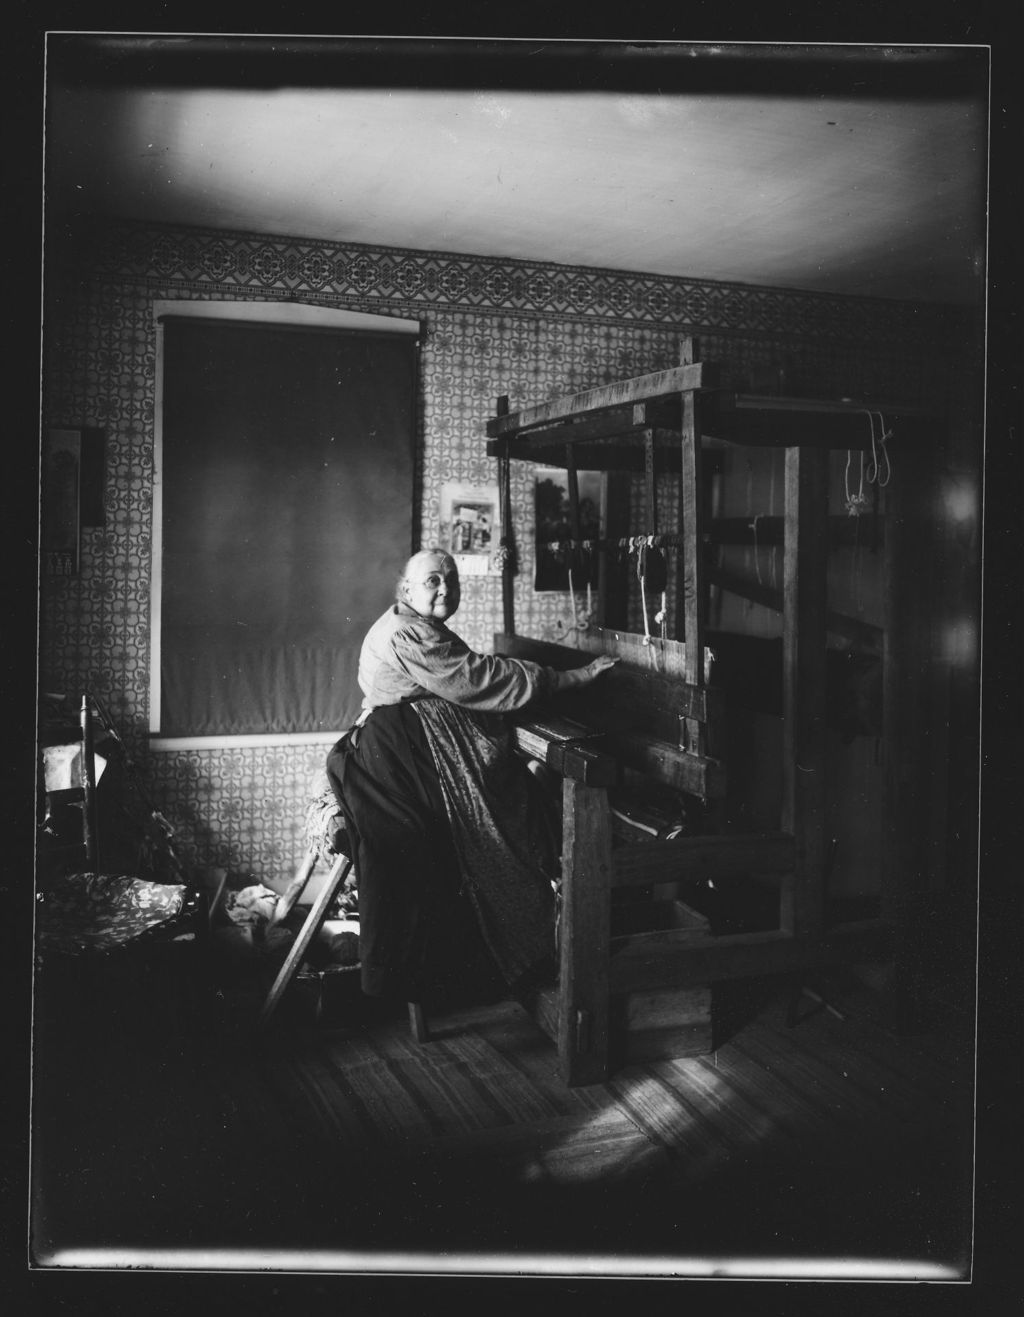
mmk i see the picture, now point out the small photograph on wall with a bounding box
[534,464,603,592]
[439,482,500,577]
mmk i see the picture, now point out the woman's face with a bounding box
[402,554,460,621]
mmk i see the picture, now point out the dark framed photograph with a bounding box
[533,464,604,592]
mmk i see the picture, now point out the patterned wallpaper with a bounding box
[40,219,964,888]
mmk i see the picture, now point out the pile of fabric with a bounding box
[217,880,360,969]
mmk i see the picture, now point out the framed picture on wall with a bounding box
[42,428,82,576]
[41,427,106,577]
[534,464,604,593]
[439,482,501,577]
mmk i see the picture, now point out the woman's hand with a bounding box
[583,654,619,680]
[555,655,619,691]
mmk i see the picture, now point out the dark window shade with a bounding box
[159,319,417,736]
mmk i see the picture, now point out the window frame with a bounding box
[149,299,421,749]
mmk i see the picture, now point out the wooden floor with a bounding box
[29,947,976,1281]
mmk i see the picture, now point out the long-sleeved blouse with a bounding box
[357,602,556,714]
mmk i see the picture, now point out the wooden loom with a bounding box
[487,336,940,1086]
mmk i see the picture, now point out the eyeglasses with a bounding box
[409,573,459,589]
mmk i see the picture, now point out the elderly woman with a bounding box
[325,548,616,1008]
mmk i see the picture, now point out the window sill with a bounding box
[148,732,342,752]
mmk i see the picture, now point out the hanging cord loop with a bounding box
[639,562,651,643]
[556,549,594,642]
[864,411,893,488]
[636,537,664,669]
[845,445,868,515]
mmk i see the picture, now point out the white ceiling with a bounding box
[44,37,990,306]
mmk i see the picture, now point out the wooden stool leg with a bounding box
[267,849,317,930]
[259,853,352,1026]
[407,1001,430,1042]
[260,845,432,1043]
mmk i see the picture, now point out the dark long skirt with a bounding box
[325,700,556,1002]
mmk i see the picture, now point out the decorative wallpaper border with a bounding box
[71,219,967,348]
